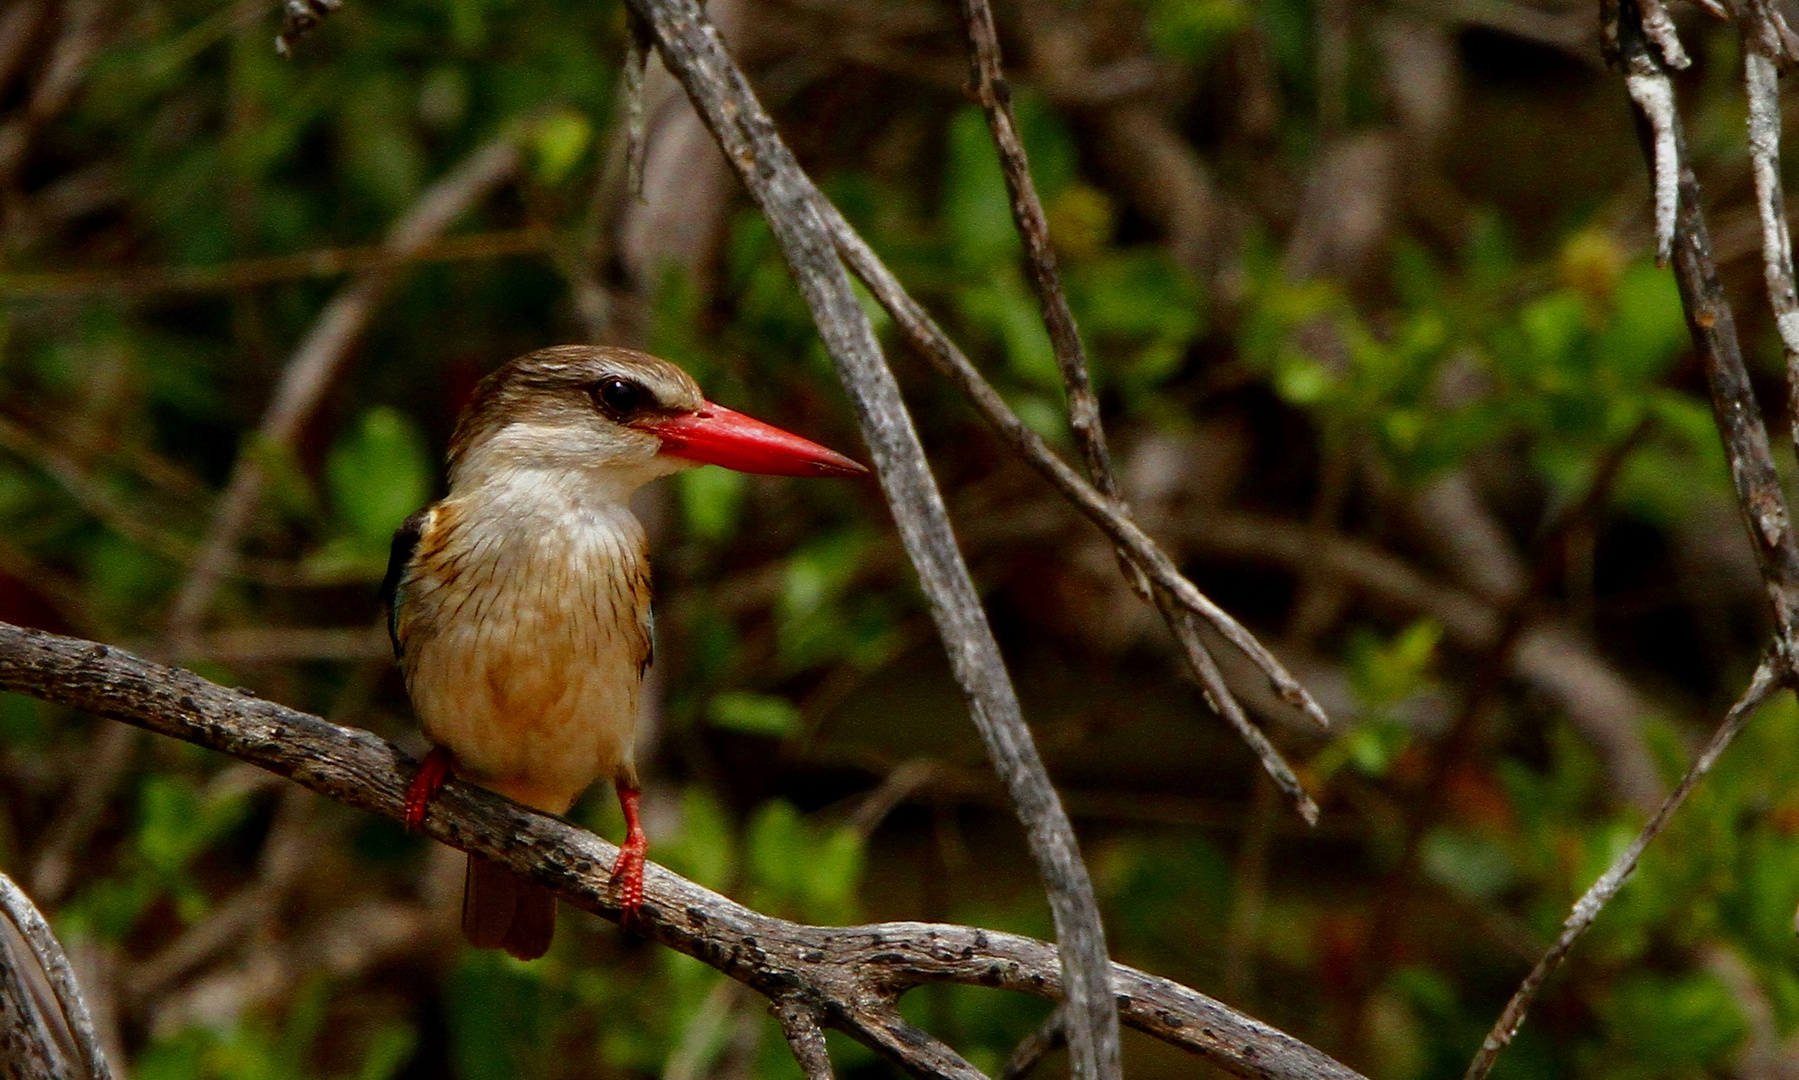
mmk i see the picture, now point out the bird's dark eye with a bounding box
[592,377,644,419]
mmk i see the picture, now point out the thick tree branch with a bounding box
[0,620,1365,1080]
[618,1,1121,1073]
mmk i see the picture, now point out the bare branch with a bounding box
[1462,654,1785,1080]
[1743,27,1799,491]
[957,0,1120,515]
[623,8,652,201]
[1611,0,1799,676]
[165,134,521,642]
[0,870,113,1080]
[0,621,1367,1080]
[820,204,1331,733]
[1625,68,1678,265]
[772,999,836,1080]
[621,1,1122,1074]
[1158,592,1319,824]
[1638,0,1692,68]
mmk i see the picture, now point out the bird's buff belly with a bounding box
[403,596,642,815]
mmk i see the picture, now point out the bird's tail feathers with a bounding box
[463,853,556,961]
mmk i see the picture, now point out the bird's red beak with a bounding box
[637,403,869,478]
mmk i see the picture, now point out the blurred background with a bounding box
[4,0,1799,1076]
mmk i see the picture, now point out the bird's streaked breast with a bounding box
[393,480,653,812]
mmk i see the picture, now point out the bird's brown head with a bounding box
[447,346,867,496]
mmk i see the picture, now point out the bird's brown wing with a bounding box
[382,506,431,660]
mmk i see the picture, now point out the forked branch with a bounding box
[0,620,1364,1080]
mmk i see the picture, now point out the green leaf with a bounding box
[944,107,1019,269]
[1421,827,1516,901]
[1602,972,1747,1070]
[706,691,800,737]
[327,407,432,546]
[677,464,746,541]
[1145,0,1251,68]
[529,109,592,185]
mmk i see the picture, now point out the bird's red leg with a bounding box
[405,746,454,831]
[609,783,649,923]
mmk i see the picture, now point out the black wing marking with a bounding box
[638,600,655,680]
[382,507,430,660]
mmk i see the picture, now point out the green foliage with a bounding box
[706,690,801,737]
[1141,0,1252,69]
[139,982,414,1080]
[6,0,1787,1075]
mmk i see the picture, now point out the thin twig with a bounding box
[1625,65,1678,265]
[164,134,520,644]
[0,870,113,1080]
[820,202,1331,732]
[1740,0,1799,64]
[1462,654,1785,1080]
[0,621,1367,1080]
[624,2,1122,1075]
[1743,24,1799,488]
[957,0,1121,515]
[1158,592,1319,824]
[772,999,836,1080]
[1637,0,1692,68]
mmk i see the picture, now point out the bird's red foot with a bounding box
[610,784,649,926]
[405,746,454,830]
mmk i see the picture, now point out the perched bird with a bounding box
[384,345,865,959]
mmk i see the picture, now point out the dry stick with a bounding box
[1610,0,1799,675]
[1462,5,1799,1075]
[1461,655,1784,1080]
[0,622,1367,1080]
[957,0,1119,510]
[1636,0,1692,68]
[773,1000,837,1080]
[961,0,1179,640]
[1743,18,1799,479]
[0,871,112,1080]
[821,203,1329,732]
[622,7,652,201]
[623,3,1119,1076]
[164,134,520,643]
[820,200,1331,801]
[1158,592,1319,824]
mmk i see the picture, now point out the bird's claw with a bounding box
[609,842,647,927]
[405,747,454,830]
